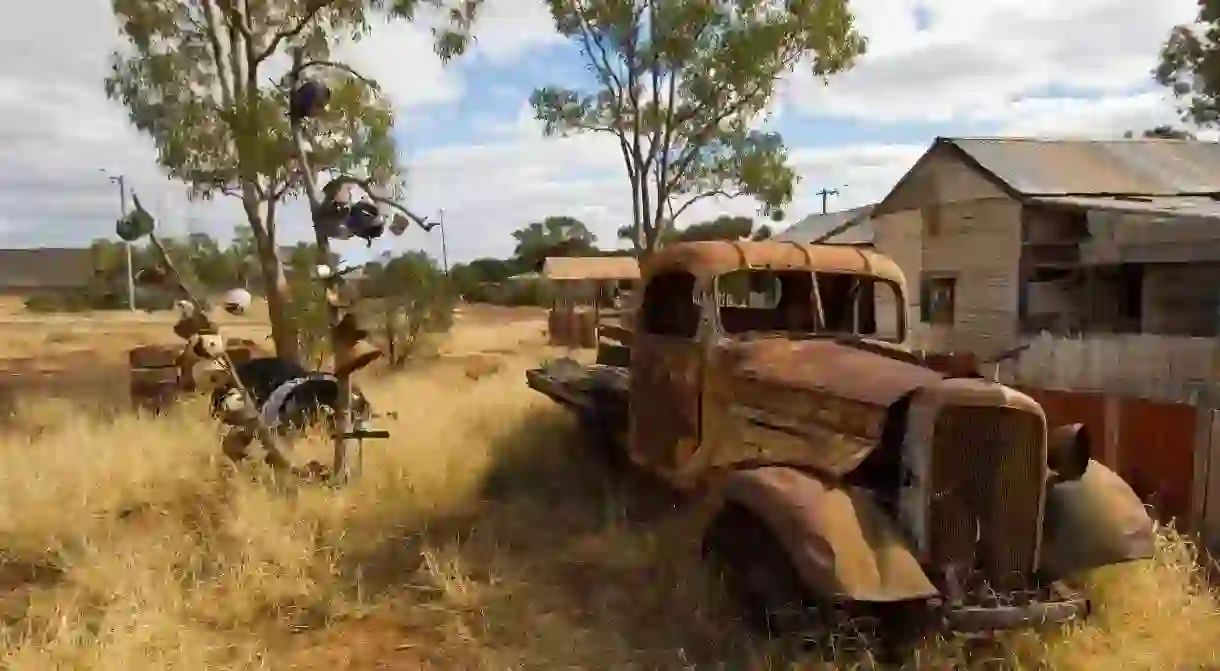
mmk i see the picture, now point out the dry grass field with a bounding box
[1,302,1219,669]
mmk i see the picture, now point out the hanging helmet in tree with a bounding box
[289,79,331,121]
[345,201,385,245]
[222,288,253,315]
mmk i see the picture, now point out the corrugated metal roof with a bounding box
[542,256,640,281]
[950,137,1220,196]
[774,205,875,244]
[1029,195,1220,219]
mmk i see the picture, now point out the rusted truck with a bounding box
[526,240,1156,650]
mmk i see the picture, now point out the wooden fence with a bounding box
[1020,386,1220,554]
[1011,333,1218,404]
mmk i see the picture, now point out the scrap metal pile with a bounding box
[117,48,437,485]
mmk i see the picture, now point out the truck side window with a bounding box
[641,271,699,338]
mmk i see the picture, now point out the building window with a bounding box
[919,276,956,325]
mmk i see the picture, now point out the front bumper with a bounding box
[944,594,1090,633]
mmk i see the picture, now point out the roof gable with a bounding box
[872,136,1220,218]
[950,137,1220,197]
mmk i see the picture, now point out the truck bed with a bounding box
[525,358,630,435]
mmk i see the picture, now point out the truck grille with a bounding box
[928,406,1046,592]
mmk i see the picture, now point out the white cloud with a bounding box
[790,0,1198,125]
[0,0,1211,266]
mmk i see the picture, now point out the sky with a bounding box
[0,0,1208,266]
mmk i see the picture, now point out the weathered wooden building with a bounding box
[861,137,1220,366]
[0,248,95,297]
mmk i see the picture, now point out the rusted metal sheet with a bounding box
[1120,399,1197,525]
[629,337,702,476]
[727,340,943,407]
[952,138,1220,196]
[644,240,906,289]
[1039,459,1157,577]
[718,466,939,601]
[1020,388,1111,465]
[1020,386,1200,527]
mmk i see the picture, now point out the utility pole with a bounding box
[102,170,136,311]
[438,207,449,275]
[816,187,840,215]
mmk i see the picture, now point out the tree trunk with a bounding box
[260,252,300,363]
[240,192,300,364]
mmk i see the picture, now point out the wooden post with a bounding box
[1103,394,1122,473]
[289,48,357,484]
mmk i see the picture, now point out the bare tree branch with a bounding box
[281,60,381,90]
[255,0,342,63]
[200,0,236,108]
[669,188,742,222]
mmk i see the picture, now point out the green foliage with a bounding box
[1122,125,1198,140]
[103,0,481,358]
[511,216,599,270]
[281,242,340,366]
[618,214,771,244]
[363,251,455,364]
[449,257,526,298]
[1156,3,1220,127]
[531,0,865,253]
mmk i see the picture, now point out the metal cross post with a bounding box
[101,170,136,311]
[438,207,449,275]
[816,187,840,215]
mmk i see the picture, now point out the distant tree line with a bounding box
[447,214,773,306]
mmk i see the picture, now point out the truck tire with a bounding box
[701,502,813,635]
[701,503,922,664]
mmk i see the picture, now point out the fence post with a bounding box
[1205,410,1220,557]
[1191,396,1212,532]
[1103,394,1122,472]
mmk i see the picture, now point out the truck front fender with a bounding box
[718,466,939,602]
[1039,459,1156,578]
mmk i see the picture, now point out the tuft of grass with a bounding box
[0,322,1218,669]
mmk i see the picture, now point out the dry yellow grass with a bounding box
[1,313,1219,669]
[0,305,271,365]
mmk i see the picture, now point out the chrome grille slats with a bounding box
[929,406,1046,592]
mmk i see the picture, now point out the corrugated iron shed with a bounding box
[774,205,875,244]
[0,248,95,292]
[1028,195,1220,220]
[542,256,640,281]
[950,137,1220,196]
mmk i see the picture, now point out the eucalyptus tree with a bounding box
[105,0,479,359]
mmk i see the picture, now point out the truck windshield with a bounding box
[714,269,904,342]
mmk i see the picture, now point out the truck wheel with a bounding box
[701,503,920,663]
[701,502,814,635]
[577,401,626,472]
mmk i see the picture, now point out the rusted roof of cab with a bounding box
[643,240,905,285]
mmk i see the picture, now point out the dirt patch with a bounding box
[261,614,467,670]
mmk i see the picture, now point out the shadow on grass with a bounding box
[336,405,787,669]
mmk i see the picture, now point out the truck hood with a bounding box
[699,338,947,478]
[722,338,945,408]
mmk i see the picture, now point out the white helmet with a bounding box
[222,288,252,315]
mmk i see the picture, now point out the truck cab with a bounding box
[625,241,910,486]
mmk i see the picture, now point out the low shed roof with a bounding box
[542,256,640,281]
